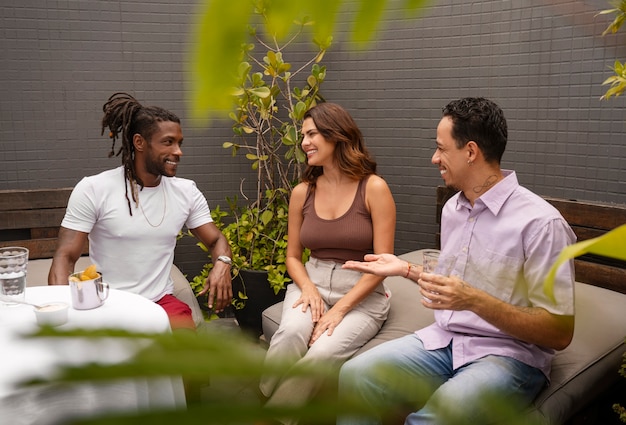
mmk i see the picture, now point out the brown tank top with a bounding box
[299,176,373,263]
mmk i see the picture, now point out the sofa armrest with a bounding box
[170,264,204,328]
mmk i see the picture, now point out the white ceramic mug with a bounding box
[69,271,109,310]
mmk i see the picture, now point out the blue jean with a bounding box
[337,333,547,425]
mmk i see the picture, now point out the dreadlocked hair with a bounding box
[100,92,181,215]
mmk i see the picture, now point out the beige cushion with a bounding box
[25,257,204,329]
[169,262,204,328]
[528,281,626,423]
[261,250,433,353]
[261,249,626,424]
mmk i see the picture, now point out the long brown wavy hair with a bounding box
[301,102,377,187]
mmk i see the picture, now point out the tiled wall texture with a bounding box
[2,0,625,279]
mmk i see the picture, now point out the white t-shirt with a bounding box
[62,166,213,301]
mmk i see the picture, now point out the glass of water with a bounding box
[0,247,29,306]
[421,250,440,303]
[422,250,440,273]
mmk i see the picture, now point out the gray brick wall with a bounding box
[322,0,626,254]
[2,0,625,279]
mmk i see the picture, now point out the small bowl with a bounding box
[34,302,69,327]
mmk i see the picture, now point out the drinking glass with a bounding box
[422,250,440,273]
[0,247,29,306]
[421,250,440,303]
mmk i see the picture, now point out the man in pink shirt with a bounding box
[338,97,576,424]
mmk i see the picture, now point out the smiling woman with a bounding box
[257,103,397,424]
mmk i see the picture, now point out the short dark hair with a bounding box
[442,97,507,164]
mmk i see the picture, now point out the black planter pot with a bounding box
[232,269,287,338]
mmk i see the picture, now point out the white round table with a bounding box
[0,286,186,425]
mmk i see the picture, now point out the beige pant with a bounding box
[259,257,390,424]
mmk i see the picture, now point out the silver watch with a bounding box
[216,255,232,265]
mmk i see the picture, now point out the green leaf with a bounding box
[295,146,307,163]
[248,86,271,98]
[251,72,265,86]
[307,0,341,42]
[293,101,307,121]
[260,209,274,225]
[262,0,304,39]
[351,0,387,45]
[307,75,317,88]
[544,224,626,300]
[237,61,252,78]
[265,50,277,66]
[313,35,334,51]
[189,0,254,117]
[281,125,298,146]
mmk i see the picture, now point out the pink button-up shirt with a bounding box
[416,171,576,379]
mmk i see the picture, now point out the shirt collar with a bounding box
[456,170,518,216]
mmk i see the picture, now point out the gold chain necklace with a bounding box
[137,181,167,228]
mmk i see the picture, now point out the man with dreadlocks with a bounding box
[48,92,232,330]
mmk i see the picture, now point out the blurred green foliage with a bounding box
[22,326,545,425]
[188,0,429,119]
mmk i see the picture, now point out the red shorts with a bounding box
[155,294,196,330]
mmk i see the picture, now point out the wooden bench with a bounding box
[263,187,626,424]
[0,188,205,328]
[0,188,87,259]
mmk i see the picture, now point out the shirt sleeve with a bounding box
[184,181,213,230]
[524,217,576,315]
[61,177,98,233]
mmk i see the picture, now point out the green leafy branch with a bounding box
[598,0,626,99]
[225,7,329,205]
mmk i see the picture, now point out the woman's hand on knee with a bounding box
[293,285,325,322]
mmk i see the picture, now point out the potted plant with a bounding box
[190,6,330,336]
[190,188,298,332]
